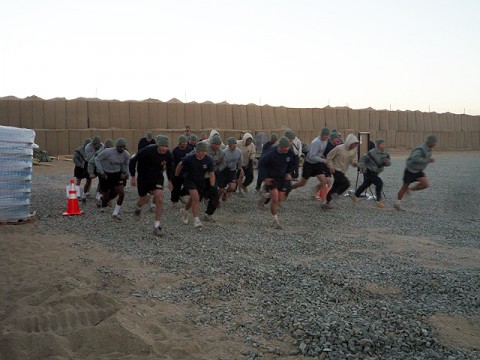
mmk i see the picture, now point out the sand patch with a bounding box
[361,228,480,270]
[0,223,248,359]
[429,313,480,351]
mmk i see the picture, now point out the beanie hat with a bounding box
[426,134,438,145]
[116,138,127,147]
[227,137,237,145]
[271,133,278,142]
[278,136,290,148]
[92,136,101,145]
[146,131,153,140]
[375,138,385,146]
[84,138,91,146]
[190,134,198,142]
[156,135,169,146]
[320,127,330,136]
[104,139,114,148]
[329,132,338,141]
[284,130,296,139]
[211,136,222,145]
[178,135,187,144]
[196,141,208,151]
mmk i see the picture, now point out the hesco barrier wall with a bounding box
[0,98,479,155]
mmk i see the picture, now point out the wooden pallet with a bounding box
[0,211,36,225]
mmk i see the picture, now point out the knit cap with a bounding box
[190,134,198,142]
[104,139,114,148]
[329,132,339,141]
[156,135,169,146]
[375,138,385,146]
[196,142,208,151]
[271,133,278,141]
[178,135,187,144]
[84,138,91,146]
[426,134,438,145]
[278,136,290,148]
[146,131,153,140]
[320,127,330,136]
[227,137,237,145]
[284,130,296,139]
[92,136,101,145]
[211,135,222,145]
[115,138,127,147]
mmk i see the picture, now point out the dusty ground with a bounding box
[1,152,479,359]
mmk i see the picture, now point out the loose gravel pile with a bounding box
[32,153,480,359]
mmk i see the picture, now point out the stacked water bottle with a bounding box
[0,125,36,222]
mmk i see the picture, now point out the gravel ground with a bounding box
[31,152,480,359]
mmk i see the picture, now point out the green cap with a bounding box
[284,130,296,139]
[375,138,385,146]
[196,141,208,151]
[271,133,278,141]
[320,127,330,136]
[210,136,222,145]
[227,137,237,145]
[426,134,438,145]
[178,135,187,144]
[146,131,153,140]
[278,136,290,148]
[104,139,114,148]
[116,138,127,147]
[156,135,169,146]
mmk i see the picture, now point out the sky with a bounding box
[1,0,479,115]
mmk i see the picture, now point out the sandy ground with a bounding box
[1,153,479,359]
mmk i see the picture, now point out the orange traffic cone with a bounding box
[63,179,84,216]
[316,184,330,201]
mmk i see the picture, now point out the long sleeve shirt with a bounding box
[129,144,173,181]
[95,147,130,174]
[258,147,296,181]
[305,137,329,164]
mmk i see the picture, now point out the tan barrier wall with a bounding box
[0,99,479,155]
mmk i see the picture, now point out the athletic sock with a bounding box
[113,204,121,216]
[273,214,278,221]
[154,221,160,228]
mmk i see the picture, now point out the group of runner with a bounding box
[73,127,438,234]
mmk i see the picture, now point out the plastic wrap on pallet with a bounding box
[0,125,36,222]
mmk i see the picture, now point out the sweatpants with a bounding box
[355,170,383,200]
[326,171,350,203]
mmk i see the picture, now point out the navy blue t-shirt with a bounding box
[258,148,295,180]
[182,153,214,185]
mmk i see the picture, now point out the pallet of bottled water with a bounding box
[0,125,36,222]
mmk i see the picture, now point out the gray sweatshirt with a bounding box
[406,143,432,173]
[85,142,104,162]
[359,148,391,173]
[305,137,329,164]
[223,147,243,171]
[95,147,130,174]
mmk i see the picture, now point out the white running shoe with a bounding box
[194,218,203,228]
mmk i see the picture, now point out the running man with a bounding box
[129,135,173,235]
[95,138,131,221]
[175,141,218,228]
[394,134,438,210]
[257,136,296,229]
